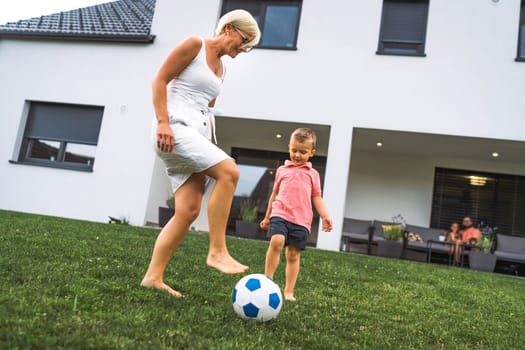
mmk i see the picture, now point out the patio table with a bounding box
[426,239,456,265]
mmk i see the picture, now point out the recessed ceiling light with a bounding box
[376,141,383,147]
[492,152,499,158]
[276,133,282,139]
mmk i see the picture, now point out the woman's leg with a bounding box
[265,235,285,279]
[141,173,206,297]
[202,159,248,273]
[284,246,301,302]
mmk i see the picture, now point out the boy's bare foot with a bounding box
[284,293,296,302]
[207,252,249,274]
[141,277,183,298]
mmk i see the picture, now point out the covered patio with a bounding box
[343,127,525,275]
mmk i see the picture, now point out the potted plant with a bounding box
[235,200,260,239]
[468,235,497,272]
[377,224,404,258]
[158,195,174,228]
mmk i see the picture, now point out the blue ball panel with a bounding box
[243,303,260,318]
[245,278,261,291]
[232,288,237,303]
[268,292,281,309]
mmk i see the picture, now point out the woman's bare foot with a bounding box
[141,277,183,298]
[206,252,248,274]
[284,293,296,302]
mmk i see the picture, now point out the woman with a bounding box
[141,10,261,297]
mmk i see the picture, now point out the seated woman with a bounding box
[444,222,461,263]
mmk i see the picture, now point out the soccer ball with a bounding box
[232,273,283,322]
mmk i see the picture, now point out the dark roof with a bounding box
[0,0,156,43]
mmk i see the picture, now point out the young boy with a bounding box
[260,128,333,301]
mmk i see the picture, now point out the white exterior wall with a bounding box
[1,0,523,251]
[0,39,163,225]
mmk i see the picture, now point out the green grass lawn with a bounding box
[1,210,524,349]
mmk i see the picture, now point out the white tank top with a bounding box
[166,37,224,113]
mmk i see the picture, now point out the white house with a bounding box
[1,0,524,252]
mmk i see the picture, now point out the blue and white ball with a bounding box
[232,273,283,322]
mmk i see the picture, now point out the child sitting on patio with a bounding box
[444,222,461,264]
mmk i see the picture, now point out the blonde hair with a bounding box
[216,9,261,48]
[291,128,317,148]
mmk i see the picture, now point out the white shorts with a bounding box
[152,117,232,193]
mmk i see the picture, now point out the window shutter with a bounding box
[381,0,429,43]
[24,102,103,144]
[222,0,261,17]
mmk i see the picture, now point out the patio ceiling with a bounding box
[216,116,331,156]
[352,128,525,164]
[216,119,525,164]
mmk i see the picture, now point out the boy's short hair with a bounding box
[291,128,316,148]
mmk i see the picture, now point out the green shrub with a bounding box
[239,201,258,222]
[478,235,494,253]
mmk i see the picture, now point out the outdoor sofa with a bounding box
[404,224,448,254]
[494,234,525,266]
[401,224,450,262]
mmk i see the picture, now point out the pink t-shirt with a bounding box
[270,160,322,232]
[462,227,481,242]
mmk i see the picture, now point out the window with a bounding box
[431,168,525,237]
[221,0,302,50]
[376,0,429,57]
[15,101,104,171]
[517,0,525,61]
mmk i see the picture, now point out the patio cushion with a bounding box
[494,234,525,263]
[343,232,369,243]
[494,251,525,263]
[342,218,371,236]
[424,241,451,254]
[496,234,525,254]
[405,224,447,253]
[341,218,372,243]
[405,224,444,241]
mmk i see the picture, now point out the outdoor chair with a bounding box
[341,218,373,254]
[493,234,525,266]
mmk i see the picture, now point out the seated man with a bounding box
[461,216,482,245]
[455,216,483,265]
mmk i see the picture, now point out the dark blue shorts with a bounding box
[269,217,308,250]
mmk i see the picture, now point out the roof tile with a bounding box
[0,0,156,43]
